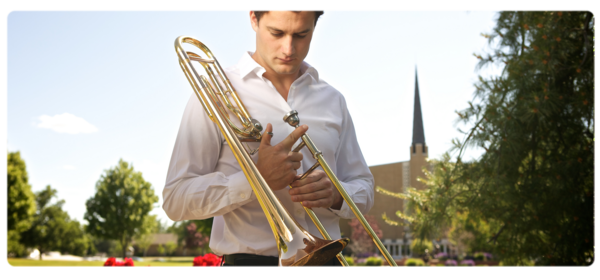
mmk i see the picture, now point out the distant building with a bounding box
[132,233,179,256]
[339,68,451,259]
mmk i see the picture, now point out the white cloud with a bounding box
[37,113,98,134]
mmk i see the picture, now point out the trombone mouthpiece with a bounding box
[284,110,300,127]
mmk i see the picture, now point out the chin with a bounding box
[274,65,300,75]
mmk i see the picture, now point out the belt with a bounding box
[223,253,342,266]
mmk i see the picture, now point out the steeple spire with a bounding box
[412,67,426,148]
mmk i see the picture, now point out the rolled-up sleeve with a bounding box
[328,96,374,219]
[162,94,256,221]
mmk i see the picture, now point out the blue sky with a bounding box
[7,11,500,227]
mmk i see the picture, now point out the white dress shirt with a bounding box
[163,51,374,257]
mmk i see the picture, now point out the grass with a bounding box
[8,257,198,267]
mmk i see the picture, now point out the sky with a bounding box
[6,11,502,227]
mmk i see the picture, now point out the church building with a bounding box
[339,69,451,259]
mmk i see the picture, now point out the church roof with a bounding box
[412,68,426,145]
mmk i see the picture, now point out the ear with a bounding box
[250,11,259,32]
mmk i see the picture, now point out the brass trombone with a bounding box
[174,36,396,266]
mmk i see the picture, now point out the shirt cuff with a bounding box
[328,200,353,219]
[227,171,256,204]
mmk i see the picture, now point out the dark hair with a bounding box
[253,11,324,27]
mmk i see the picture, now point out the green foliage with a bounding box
[157,244,165,256]
[165,241,178,256]
[133,215,160,256]
[344,256,355,266]
[365,256,383,266]
[4,152,36,232]
[381,12,594,266]
[500,259,544,269]
[167,218,212,252]
[8,230,27,257]
[405,258,425,266]
[21,186,89,258]
[84,159,158,258]
[410,239,433,256]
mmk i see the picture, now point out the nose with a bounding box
[281,35,294,57]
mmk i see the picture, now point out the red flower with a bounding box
[193,254,222,266]
[123,258,135,266]
[193,256,206,266]
[104,257,116,266]
[115,261,125,269]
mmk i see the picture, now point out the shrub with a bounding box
[474,252,494,261]
[344,256,355,266]
[444,259,458,266]
[460,259,476,266]
[434,252,448,261]
[365,256,383,266]
[405,258,425,266]
[499,259,535,266]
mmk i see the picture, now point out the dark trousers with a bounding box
[222,253,342,266]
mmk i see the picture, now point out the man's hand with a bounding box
[256,123,307,191]
[289,170,343,210]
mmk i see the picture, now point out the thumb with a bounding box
[279,124,308,151]
[260,123,273,147]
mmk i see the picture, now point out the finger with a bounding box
[290,180,330,196]
[292,189,331,203]
[290,171,324,188]
[278,124,308,151]
[260,123,273,147]
[287,151,303,162]
[300,197,332,209]
[291,161,301,171]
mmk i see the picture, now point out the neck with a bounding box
[251,52,301,101]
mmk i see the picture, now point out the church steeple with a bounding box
[412,67,426,153]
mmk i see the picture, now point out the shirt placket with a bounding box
[287,76,310,224]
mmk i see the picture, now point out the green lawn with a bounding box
[8,257,198,267]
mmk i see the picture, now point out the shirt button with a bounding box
[240,193,246,199]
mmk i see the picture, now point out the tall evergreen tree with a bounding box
[380,12,594,265]
[4,152,35,232]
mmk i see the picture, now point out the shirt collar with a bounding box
[237,51,319,82]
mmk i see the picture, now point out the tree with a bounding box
[592,13,596,264]
[21,186,89,259]
[168,218,212,255]
[410,238,433,256]
[346,215,382,257]
[85,159,158,258]
[184,222,209,255]
[165,241,177,257]
[382,12,594,265]
[133,215,159,257]
[4,152,36,232]
[157,244,165,256]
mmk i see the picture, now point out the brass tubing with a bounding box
[292,141,306,153]
[298,162,321,181]
[315,153,397,266]
[302,206,349,266]
[290,161,349,266]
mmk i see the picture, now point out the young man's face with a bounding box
[250,11,316,76]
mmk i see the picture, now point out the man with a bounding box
[163,11,374,266]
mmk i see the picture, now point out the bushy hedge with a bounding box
[365,256,383,266]
[344,256,355,266]
[405,258,425,266]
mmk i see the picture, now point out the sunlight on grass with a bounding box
[8,258,197,267]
